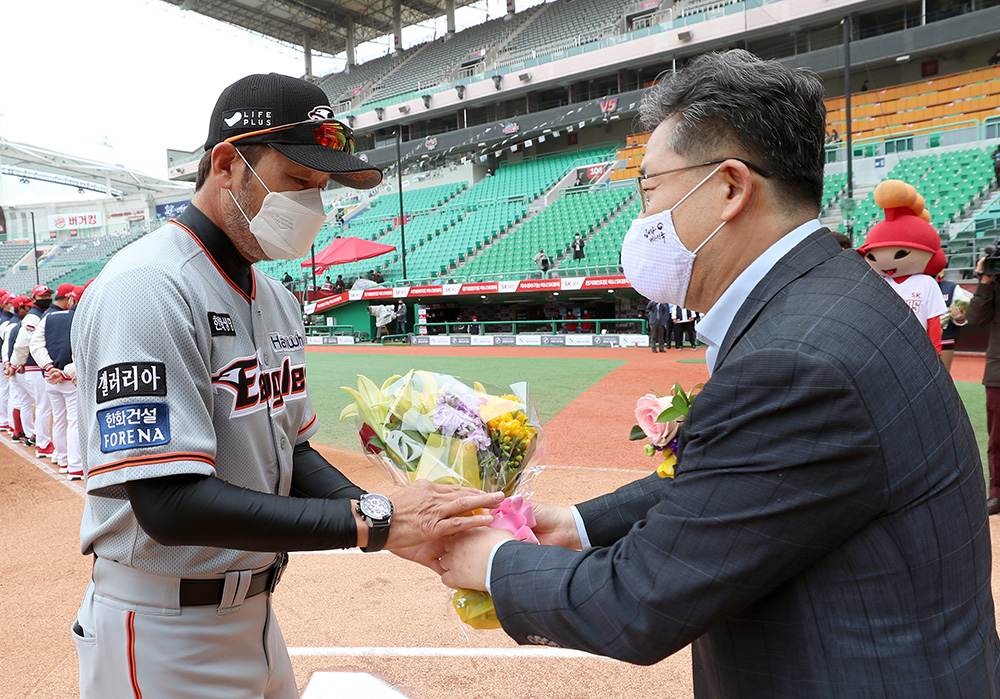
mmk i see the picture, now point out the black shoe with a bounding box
[23,436,35,448]
[10,432,24,443]
[988,498,1000,516]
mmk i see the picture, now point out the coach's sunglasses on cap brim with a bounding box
[224,118,355,154]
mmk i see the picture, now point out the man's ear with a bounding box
[717,158,755,223]
[211,143,241,192]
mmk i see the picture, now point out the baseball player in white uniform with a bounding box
[71,73,501,699]
[3,294,34,443]
[29,283,82,478]
[0,291,14,433]
[10,284,55,456]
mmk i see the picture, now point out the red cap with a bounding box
[55,283,76,298]
[11,295,31,309]
[0,291,9,304]
[31,284,52,298]
[69,285,86,301]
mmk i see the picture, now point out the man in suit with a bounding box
[438,50,1000,697]
[645,300,670,352]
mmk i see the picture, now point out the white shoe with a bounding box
[58,466,69,474]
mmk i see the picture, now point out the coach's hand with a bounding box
[382,480,503,551]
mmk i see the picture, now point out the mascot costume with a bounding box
[858,179,948,353]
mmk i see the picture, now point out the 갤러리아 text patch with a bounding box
[96,362,167,404]
[98,402,171,453]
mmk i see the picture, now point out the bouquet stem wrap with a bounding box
[341,370,545,627]
[453,495,538,629]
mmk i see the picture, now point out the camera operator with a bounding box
[965,247,1000,514]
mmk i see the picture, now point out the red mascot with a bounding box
[858,179,948,353]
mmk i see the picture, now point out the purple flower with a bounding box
[432,392,491,450]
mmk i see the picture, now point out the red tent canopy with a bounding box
[301,236,396,268]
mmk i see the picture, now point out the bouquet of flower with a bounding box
[340,369,545,628]
[630,382,701,478]
[941,297,969,329]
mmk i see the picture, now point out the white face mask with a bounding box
[228,150,331,260]
[620,165,725,307]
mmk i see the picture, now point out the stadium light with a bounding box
[456,85,465,99]
[677,30,692,41]
[421,94,432,108]
[398,105,410,114]
[375,107,385,121]
[896,54,910,63]
[492,75,503,90]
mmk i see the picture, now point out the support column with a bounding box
[446,0,456,37]
[346,18,357,68]
[393,0,403,53]
[507,0,516,16]
[303,33,313,79]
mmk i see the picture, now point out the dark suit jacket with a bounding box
[490,229,1000,697]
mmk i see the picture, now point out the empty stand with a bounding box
[493,0,625,68]
[826,66,1000,144]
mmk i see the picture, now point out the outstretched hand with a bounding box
[525,501,582,549]
[385,479,504,551]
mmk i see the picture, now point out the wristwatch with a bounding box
[357,493,393,552]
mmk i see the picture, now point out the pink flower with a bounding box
[634,393,682,447]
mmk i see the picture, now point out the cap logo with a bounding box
[308,106,335,120]
[222,109,272,129]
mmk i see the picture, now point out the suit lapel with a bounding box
[714,228,840,370]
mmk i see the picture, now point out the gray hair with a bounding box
[639,49,827,211]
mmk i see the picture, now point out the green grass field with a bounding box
[955,380,989,484]
[305,353,625,449]
[305,353,991,487]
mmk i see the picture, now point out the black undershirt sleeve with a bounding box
[289,440,366,500]
[125,441,362,551]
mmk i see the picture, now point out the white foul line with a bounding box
[288,646,607,660]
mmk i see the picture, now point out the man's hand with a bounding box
[2,364,13,378]
[46,367,64,384]
[976,257,995,284]
[529,501,583,549]
[391,539,449,575]
[440,527,514,591]
[384,480,504,551]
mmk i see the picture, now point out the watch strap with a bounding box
[362,519,390,553]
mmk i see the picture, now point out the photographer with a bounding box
[965,250,1000,514]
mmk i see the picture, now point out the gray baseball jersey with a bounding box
[74,219,318,576]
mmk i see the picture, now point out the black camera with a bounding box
[983,238,1000,275]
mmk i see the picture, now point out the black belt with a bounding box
[178,553,288,607]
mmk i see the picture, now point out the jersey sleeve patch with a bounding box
[96,362,167,404]
[98,402,171,453]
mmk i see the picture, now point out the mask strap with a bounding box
[669,164,723,213]
[233,147,272,194]
[693,220,726,255]
[228,189,252,225]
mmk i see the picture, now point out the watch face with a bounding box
[361,494,392,520]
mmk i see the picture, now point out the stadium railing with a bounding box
[414,317,647,336]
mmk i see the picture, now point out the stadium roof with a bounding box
[0,139,194,198]
[158,0,486,58]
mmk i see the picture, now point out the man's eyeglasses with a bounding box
[224,118,355,154]
[635,157,772,212]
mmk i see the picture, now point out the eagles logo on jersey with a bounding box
[211,351,306,417]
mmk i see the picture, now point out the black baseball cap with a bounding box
[204,73,382,190]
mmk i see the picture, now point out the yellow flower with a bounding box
[657,452,677,479]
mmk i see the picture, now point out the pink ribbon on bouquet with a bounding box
[489,495,539,543]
